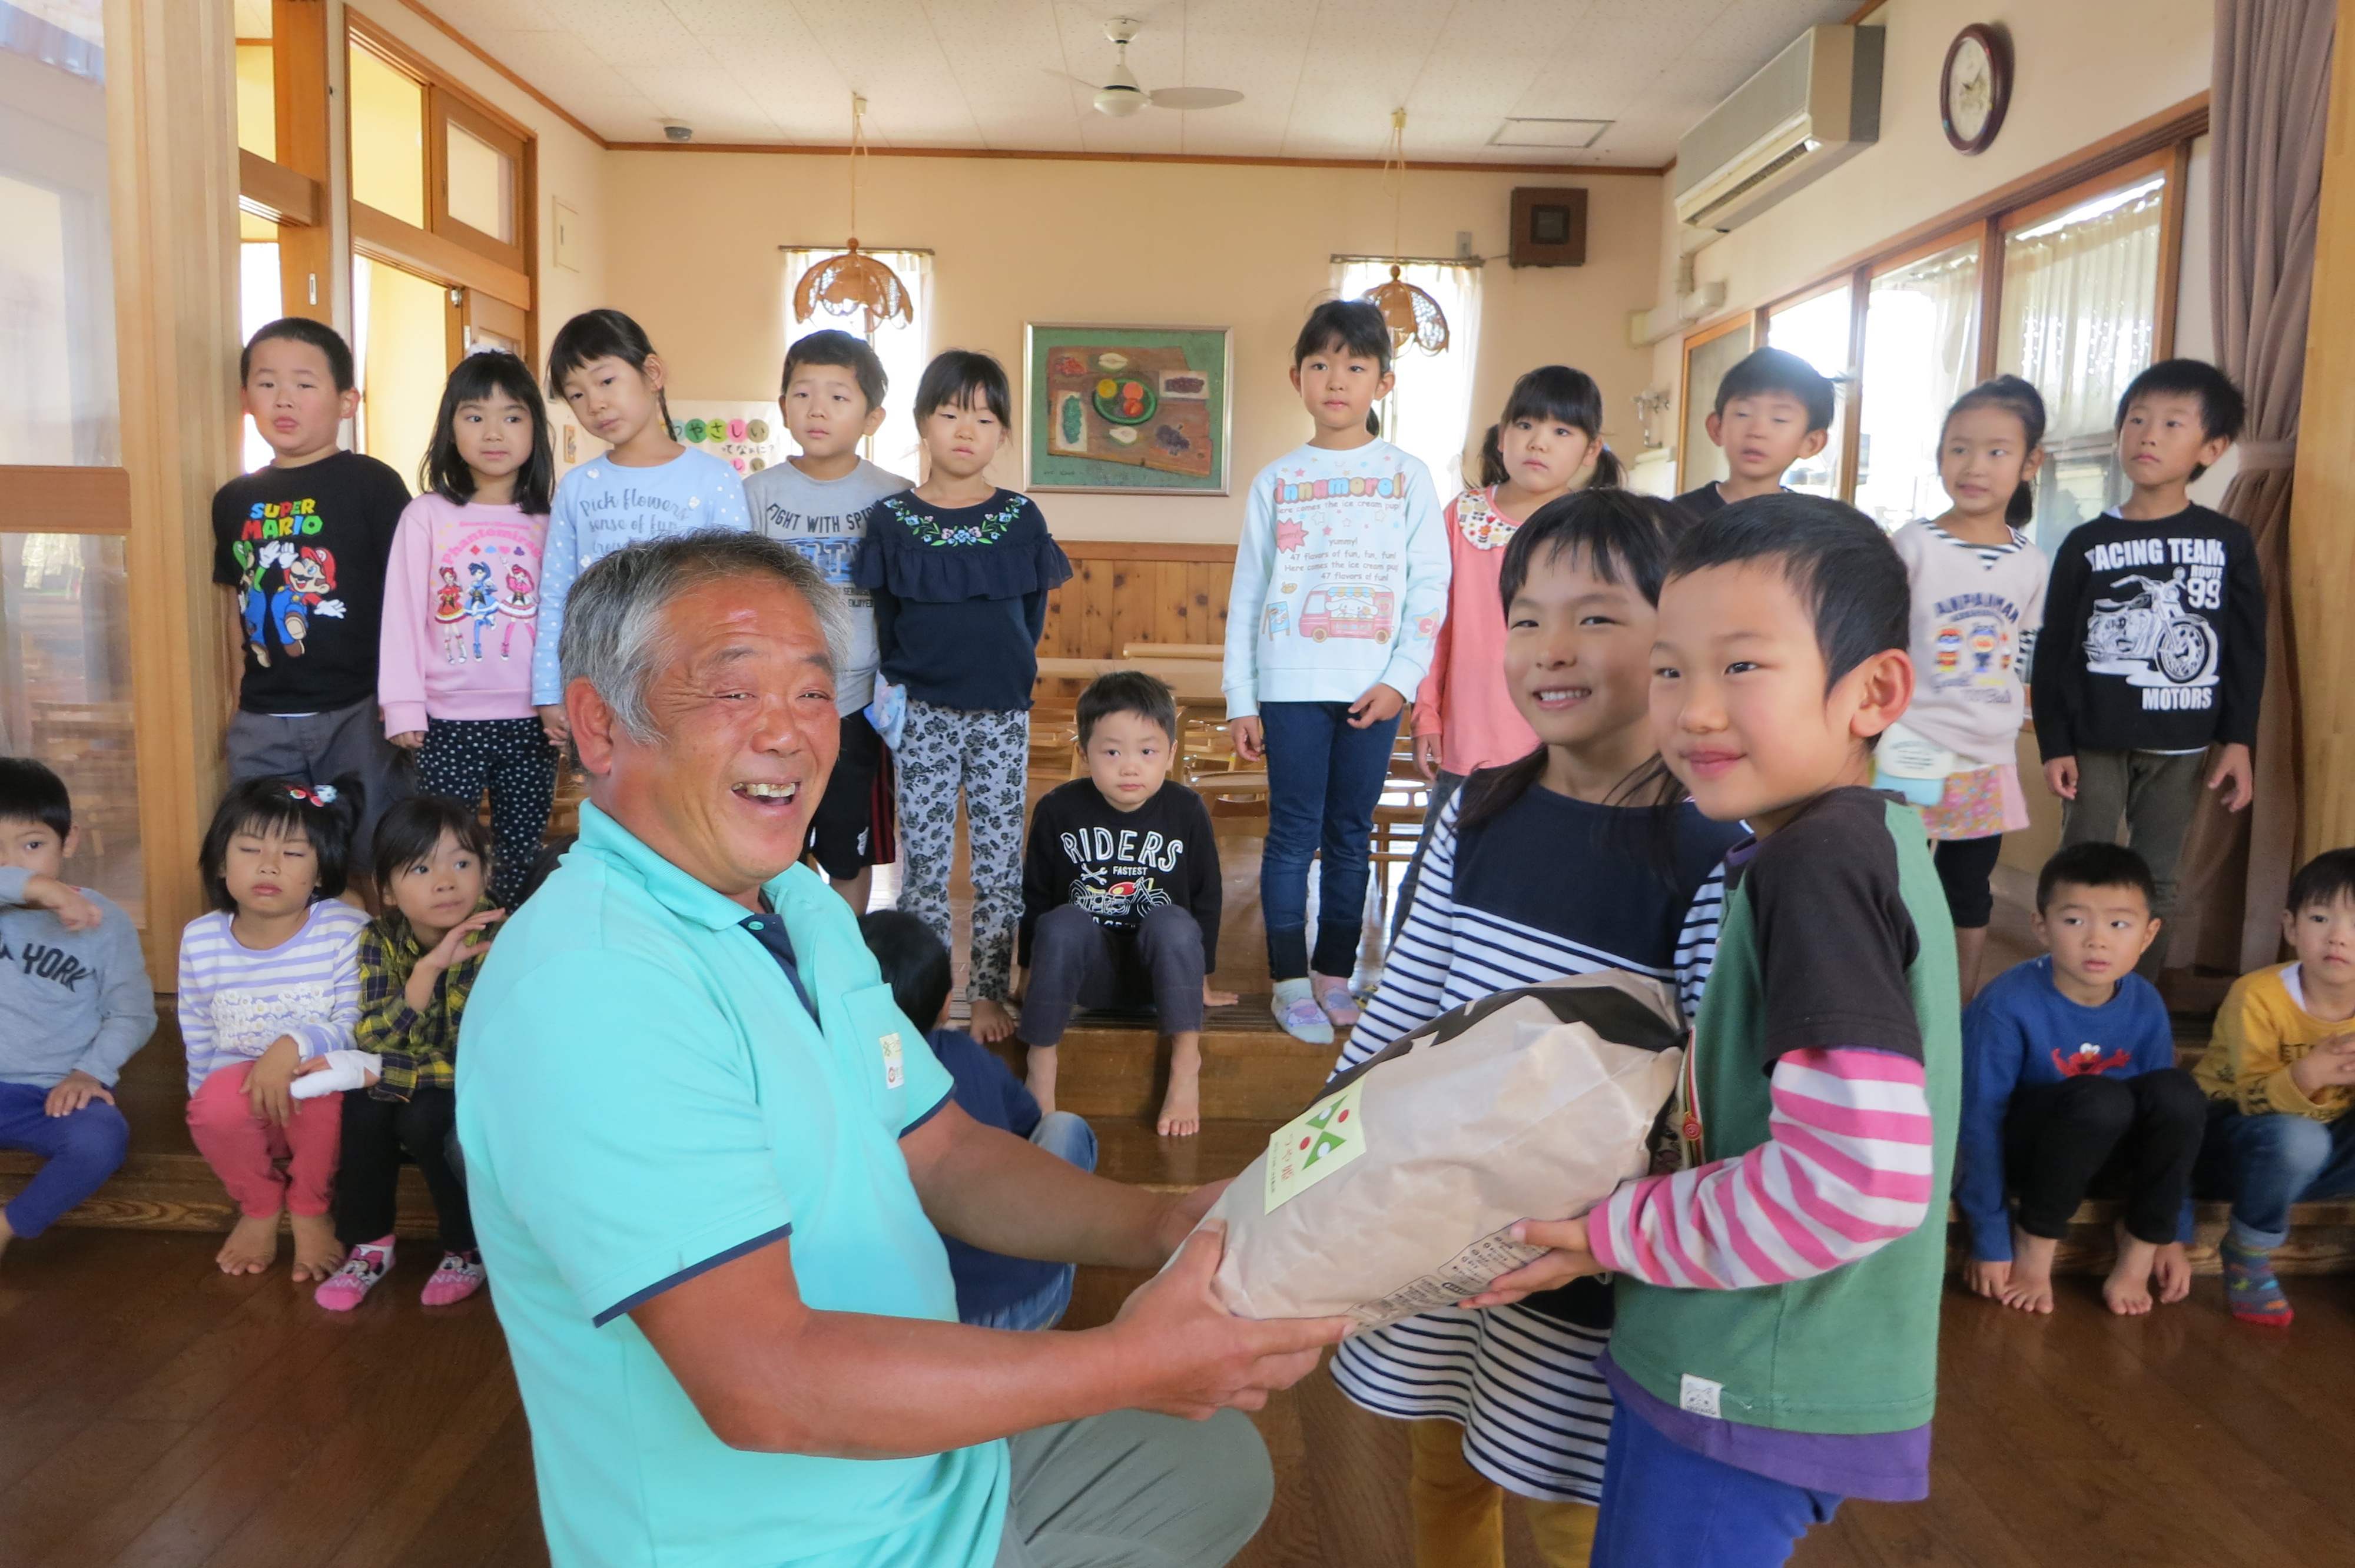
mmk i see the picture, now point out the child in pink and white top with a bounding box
[177,778,367,1283]
[379,352,555,912]
[1402,367,1624,921]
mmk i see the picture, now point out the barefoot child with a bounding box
[855,350,1071,1042]
[312,795,503,1311]
[1959,843,2200,1317]
[747,330,914,915]
[2196,847,2355,1325]
[1329,492,1742,1567]
[0,759,155,1265]
[1471,496,1960,1564]
[1014,673,1232,1137]
[1222,299,1449,1042]
[178,778,369,1279]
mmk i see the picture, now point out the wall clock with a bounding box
[1941,24,2011,155]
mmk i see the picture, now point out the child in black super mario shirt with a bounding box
[2032,359,2264,971]
[1015,673,1230,1138]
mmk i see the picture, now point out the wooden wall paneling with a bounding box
[2289,0,2355,858]
[1035,544,1236,658]
[271,0,333,321]
[106,0,245,985]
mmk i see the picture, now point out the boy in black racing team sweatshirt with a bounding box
[1015,672,1230,1138]
[2033,359,2263,974]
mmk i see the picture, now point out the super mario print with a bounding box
[235,497,346,663]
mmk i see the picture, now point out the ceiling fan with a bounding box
[1050,18,1243,118]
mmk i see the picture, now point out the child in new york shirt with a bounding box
[529,449,749,707]
[1220,441,1449,717]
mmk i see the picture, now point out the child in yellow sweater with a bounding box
[2195,848,2355,1324]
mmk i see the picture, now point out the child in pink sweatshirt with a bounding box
[1401,367,1621,921]
[379,352,555,911]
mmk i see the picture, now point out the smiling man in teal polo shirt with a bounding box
[457,531,1345,1568]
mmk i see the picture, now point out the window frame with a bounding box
[1674,311,1753,493]
[1680,103,2205,507]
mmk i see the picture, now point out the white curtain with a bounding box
[1998,177,2164,549]
[1335,258,1484,494]
[1854,241,1981,531]
[780,248,934,477]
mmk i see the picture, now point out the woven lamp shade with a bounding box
[792,240,912,335]
[1363,264,1449,356]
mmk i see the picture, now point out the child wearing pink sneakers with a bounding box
[313,795,503,1310]
[178,778,368,1281]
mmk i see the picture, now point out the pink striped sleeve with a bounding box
[1590,1047,1934,1290]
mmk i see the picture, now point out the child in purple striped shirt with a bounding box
[177,778,367,1281]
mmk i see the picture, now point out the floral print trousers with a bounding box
[894,698,1029,1002]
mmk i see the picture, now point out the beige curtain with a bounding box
[2172,0,2336,974]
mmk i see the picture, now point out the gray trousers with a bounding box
[1017,903,1206,1048]
[225,695,414,864]
[2059,748,2208,917]
[994,1407,1272,1568]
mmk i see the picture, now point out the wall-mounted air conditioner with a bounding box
[1673,25,1883,233]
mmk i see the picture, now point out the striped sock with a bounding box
[2222,1241,2293,1326]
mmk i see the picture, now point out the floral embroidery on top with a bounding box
[1454,486,1520,551]
[884,492,1027,549]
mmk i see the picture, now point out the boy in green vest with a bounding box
[1464,494,1961,1564]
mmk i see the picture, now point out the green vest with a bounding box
[1610,799,1961,1436]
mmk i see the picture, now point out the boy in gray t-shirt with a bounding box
[744,330,913,915]
[0,759,155,1264]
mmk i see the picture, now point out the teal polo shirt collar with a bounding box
[575,799,801,934]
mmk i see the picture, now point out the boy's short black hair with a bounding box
[2116,358,2246,479]
[2036,842,2155,913]
[859,909,953,1032]
[1664,493,1907,692]
[2287,848,2355,913]
[1077,671,1179,749]
[913,349,1012,428]
[241,317,356,393]
[372,793,495,905]
[784,330,888,411]
[1293,298,1392,375]
[199,775,364,912]
[0,757,72,839]
[1498,488,1690,614]
[1712,346,1836,433]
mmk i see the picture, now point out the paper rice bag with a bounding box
[1195,971,1685,1331]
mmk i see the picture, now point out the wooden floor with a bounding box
[3,1227,2350,1568]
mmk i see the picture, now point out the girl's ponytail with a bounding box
[1476,424,1507,487]
[1944,374,2048,528]
[1583,445,1626,490]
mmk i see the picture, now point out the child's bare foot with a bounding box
[1203,981,1239,1008]
[288,1212,345,1282]
[1963,1257,2011,1302]
[2102,1223,2159,1315]
[217,1212,280,1275]
[1158,1034,1203,1138]
[1026,1043,1059,1117]
[2153,1240,2193,1304]
[2000,1226,2058,1313]
[970,997,1016,1044]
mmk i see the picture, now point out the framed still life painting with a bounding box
[1023,323,1234,495]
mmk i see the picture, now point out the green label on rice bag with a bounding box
[1264,1082,1366,1212]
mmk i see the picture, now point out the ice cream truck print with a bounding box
[1298,585,1395,644]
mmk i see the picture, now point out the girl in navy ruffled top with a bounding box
[854,351,1071,1042]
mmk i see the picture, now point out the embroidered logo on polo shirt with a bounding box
[879,1031,905,1089]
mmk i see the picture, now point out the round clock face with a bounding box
[1948,36,1993,141]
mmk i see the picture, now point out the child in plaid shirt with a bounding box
[311,795,503,1311]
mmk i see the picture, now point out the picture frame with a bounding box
[1023,323,1235,494]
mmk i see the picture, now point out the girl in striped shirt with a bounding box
[178,778,367,1281]
[1329,491,1739,1567]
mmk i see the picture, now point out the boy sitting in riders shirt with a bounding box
[2032,359,2263,976]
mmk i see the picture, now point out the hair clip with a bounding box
[286,783,338,808]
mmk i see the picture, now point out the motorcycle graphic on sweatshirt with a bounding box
[2081,570,2218,688]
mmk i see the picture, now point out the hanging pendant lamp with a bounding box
[1361,109,1449,356]
[792,95,913,335]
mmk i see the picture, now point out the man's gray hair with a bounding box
[559,529,853,743]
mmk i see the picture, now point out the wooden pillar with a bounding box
[107,0,243,986]
[273,0,333,322]
[2291,0,2355,857]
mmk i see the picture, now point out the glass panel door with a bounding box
[1678,320,1752,493]
[348,39,426,226]
[351,256,452,491]
[1854,239,1981,531]
[1764,284,1852,499]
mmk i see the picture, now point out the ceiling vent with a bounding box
[1673,25,1882,232]
[1490,118,1613,150]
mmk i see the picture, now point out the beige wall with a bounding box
[602,152,1662,543]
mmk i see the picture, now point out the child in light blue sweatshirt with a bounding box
[1222,300,1448,1042]
[531,310,749,746]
